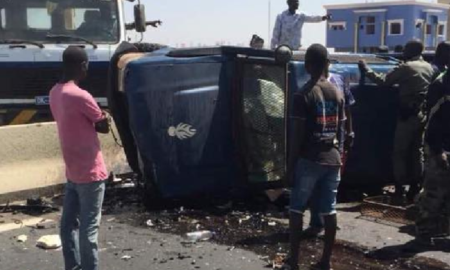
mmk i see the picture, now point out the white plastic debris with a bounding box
[146,219,155,227]
[36,235,61,249]
[121,255,132,261]
[186,231,213,242]
[268,221,277,227]
[17,235,28,243]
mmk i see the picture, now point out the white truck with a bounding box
[0,0,160,125]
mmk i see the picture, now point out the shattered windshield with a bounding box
[0,0,120,44]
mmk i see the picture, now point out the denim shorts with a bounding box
[290,158,341,215]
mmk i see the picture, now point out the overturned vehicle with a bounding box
[108,43,398,200]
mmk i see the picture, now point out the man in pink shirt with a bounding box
[50,46,109,270]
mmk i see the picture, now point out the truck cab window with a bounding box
[27,8,51,29]
[0,0,119,43]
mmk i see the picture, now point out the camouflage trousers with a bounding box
[416,150,450,237]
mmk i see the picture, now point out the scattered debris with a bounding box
[268,221,277,227]
[238,215,251,224]
[273,253,287,269]
[186,231,214,242]
[0,198,59,214]
[146,219,155,227]
[17,235,28,243]
[121,255,132,261]
[36,219,57,230]
[36,235,62,250]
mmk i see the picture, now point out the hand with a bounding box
[344,133,355,151]
[434,153,450,171]
[358,60,368,74]
[149,20,163,28]
[323,14,332,21]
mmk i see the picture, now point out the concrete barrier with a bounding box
[0,122,129,200]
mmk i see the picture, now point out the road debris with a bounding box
[17,235,28,243]
[186,231,214,242]
[146,219,155,227]
[36,235,61,250]
[0,198,59,214]
[36,219,57,230]
[268,221,277,227]
[121,255,132,261]
[273,253,287,269]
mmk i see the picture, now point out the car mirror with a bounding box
[134,4,147,33]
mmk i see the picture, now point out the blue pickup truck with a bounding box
[108,44,399,200]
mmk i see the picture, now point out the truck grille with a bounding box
[0,63,108,99]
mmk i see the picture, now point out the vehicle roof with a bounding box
[164,46,393,64]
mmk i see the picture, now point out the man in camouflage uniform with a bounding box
[416,43,450,242]
[359,40,437,199]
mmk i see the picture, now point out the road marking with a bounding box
[0,218,54,233]
[9,110,37,125]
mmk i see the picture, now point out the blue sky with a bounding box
[124,0,436,47]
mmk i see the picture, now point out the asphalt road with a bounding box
[0,214,267,270]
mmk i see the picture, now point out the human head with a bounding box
[287,0,299,12]
[403,40,424,60]
[434,41,450,67]
[62,46,89,81]
[394,45,404,53]
[250,35,264,49]
[305,44,329,77]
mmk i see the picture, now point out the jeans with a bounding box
[290,159,340,215]
[60,180,106,270]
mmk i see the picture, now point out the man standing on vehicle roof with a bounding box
[286,44,345,270]
[359,40,437,200]
[50,46,110,270]
[271,0,330,51]
[416,47,450,245]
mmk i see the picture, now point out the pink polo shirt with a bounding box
[50,82,108,184]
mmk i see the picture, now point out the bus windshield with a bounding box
[0,0,120,44]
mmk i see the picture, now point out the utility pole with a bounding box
[268,0,271,48]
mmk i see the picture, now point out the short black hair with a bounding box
[63,46,88,67]
[305,44,329,72]
[436,42,450,58]
[404,40,424,58]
